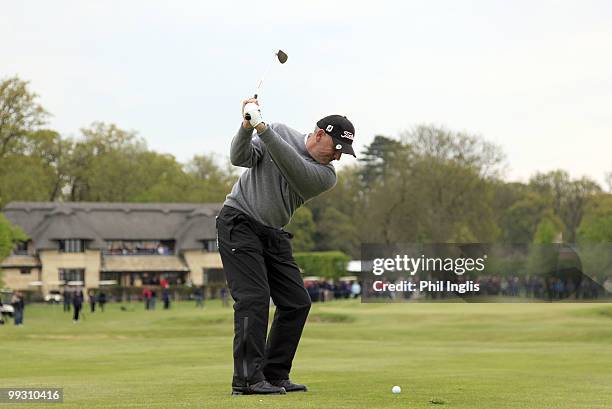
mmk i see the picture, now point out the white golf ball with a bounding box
[392,385,401,394]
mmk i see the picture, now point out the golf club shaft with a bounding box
[254,57,275,99]
[246,50,287,117]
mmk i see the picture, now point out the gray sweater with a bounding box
[223,123,337,228]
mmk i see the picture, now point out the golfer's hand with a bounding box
[242,98,259,129]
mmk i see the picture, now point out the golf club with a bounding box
[245,49,288,120]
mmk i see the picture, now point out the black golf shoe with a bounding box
[231,380,287,396]
[268,379,308,392]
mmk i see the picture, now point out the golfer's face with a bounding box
[318,133,342,164]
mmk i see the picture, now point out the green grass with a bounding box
[2,300,612,408]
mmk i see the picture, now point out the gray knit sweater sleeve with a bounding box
[229,125,264,168]
[257,125,336,200]
[224,123,337,228]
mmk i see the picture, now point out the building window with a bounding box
[59,268,85,283]
[203,240,218,252]
[14,241,29,255]
[100,272,120,282]
[59,240,85,253]
[20,268,30,275]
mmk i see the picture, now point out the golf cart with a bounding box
[0,289,15,318]
[44,290,63,303]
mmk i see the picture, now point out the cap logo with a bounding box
[341,131,354,141]
[326,125,334,132]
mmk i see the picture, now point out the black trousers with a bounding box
[73,304,81,321]
[216,206,311,386]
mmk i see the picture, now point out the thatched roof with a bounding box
[3,202,222,251]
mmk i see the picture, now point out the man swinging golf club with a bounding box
[217,97,356,395]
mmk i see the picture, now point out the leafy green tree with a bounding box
[533,212,565,244]
[402,124,506,179]
[65,122,145,201]
[577,193,612,242]
[499,191,550,243]
[355,125,503,244]
[286,207,316,252]
[358,135,404,189]
[293,251,351,279]
[184,153,237,202]
[0,214,28,287]
[530,171,601,242]
[128,152,194,202]
[64,123,237,203]
[0,155,56,207]
[315,207,359,256]
[0,77,48,159]
[0,77,57,206]
[307,165,363,254]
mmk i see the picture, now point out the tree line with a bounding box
[1,76,611,261]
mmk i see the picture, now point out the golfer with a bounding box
[217,98,355,395]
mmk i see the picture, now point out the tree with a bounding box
[401,124,506,179]
[63,123,238,203]
[358,135,404,189]
[0,77,49,159]
[499,190,550,243]
[23,129,73,201]
[307,165,364,255]
[577,193,612,242]
[293,251,351,279]
[66,122,147,201]
[0,214,28,287]
[286,207,316,252]
[315,207,359,257]
[530,171,601,242]
[357,125,504,244]
[128,151,194,202]
[563,178,602,242]
[184,153,237,202]
[533,212,565,244]
[0,156,56,207]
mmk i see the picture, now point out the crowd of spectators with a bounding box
[305,280,361,302]
[105,241,172,255]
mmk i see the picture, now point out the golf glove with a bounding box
[243,102,264,127]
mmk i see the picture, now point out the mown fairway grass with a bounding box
[2,299,612,408]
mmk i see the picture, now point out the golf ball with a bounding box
[392,386,401,394]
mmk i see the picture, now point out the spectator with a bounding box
[12,292,25,326]
[73,289,83,322]
[89,290,96,313]
[98,291,107,312]
[162,288,171,309]
[63,288,71,312]
[142,288,152,310]
[150,290,157,310]
[194,286,204,308]
[351,281,361,298]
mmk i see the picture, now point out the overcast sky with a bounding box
[2,0,611,185]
